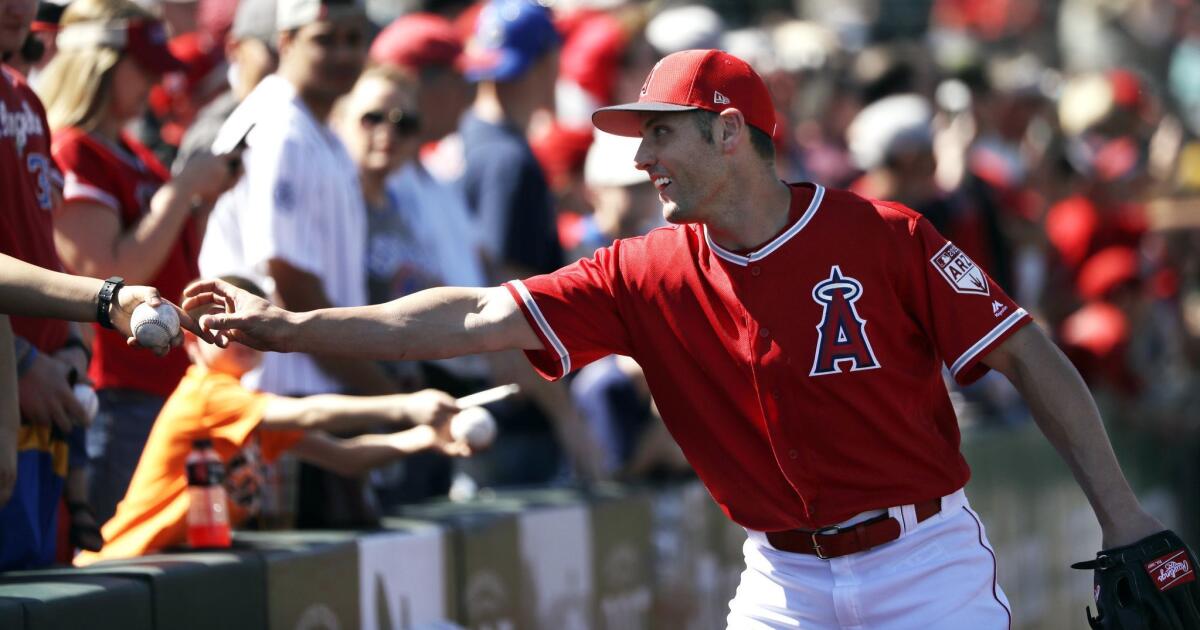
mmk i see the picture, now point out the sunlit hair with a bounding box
[36,0,154,131]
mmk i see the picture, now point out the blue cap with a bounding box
[462,0,560,82]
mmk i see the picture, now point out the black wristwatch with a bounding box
[96,276,124,329]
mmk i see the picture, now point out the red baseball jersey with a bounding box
[54,127,199,396]
[0,67,69,353]
[506,183,1032,530]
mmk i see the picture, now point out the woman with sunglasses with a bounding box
[36,0,241,532]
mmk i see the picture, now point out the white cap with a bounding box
[585,130,645,188]
[276,0,363,32]
[645,5,723,55]
[847,94,933,170]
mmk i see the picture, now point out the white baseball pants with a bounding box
[726,489,1012,629]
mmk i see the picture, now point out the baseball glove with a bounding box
[1071,529,1200,629]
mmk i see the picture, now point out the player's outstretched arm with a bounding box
[982,324,1164,548]
[183,278,542,359]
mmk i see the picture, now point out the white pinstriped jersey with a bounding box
[202,75,367,395]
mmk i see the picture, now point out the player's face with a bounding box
[0,0,36,55]
[634,112,726,224]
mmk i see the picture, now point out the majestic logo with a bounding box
[713,91,730,105]
[0,101,45,155]
[992,301,1007,317]
[931,242,990,296]
[810,266,881,376]
[1146,551,1195,592]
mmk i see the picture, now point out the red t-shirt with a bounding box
[53,128,200,396]
[0,66,68,353]
[506,183,1032,530]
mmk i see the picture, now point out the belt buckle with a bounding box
[810,526,841,560]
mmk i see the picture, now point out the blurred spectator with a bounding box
[643,4,722,56]
[207,0,401,528]
[460,0,563,279]
[7,1,69,81]
[38,0,240,525]
[0,0,94,567]
[455,0,606,487]
[174,0,277,171]
[75,276,467,564]
[571,129,660,258]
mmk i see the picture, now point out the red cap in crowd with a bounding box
[56,18,185,75]
[592,49,777,138]
[1077,247,1140,301]
[370,12,463,71]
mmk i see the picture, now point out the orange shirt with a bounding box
[76,365,302,565]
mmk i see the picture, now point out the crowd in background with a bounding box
[1,0,1197,571]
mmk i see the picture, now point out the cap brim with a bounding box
[463,48,532,83]
[591,102,698,137]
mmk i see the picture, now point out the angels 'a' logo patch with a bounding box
[931,242,990,296]
[1146,550,1196,592]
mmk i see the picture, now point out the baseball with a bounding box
[131,302,180,349]
[73,383,99,420]
[449,406,497,449]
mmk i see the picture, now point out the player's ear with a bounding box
[717,109,745,154]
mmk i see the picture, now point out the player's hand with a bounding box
[398,389,460,428]
[18,351,89,432]
[182,278,294,352]
[111,285,207,355]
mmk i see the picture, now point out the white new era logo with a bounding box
[714,91,730,105]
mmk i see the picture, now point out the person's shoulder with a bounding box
[51,127,105,164]
[817,185,925,234]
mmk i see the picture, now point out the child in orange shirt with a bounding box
[76,278,471,565]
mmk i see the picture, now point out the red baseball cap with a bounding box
[592,49,777,138]
[370,13,463,71]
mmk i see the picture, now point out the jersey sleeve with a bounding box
[200,376,276,450]
[239,134,325,277]
[504,243,634,381]
[53,135,120,211]
[907,216,1032,385]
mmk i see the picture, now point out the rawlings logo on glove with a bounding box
[1073,530,1200,629]
[1147,552,1195,591]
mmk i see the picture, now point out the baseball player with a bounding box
[184,50,1196,628]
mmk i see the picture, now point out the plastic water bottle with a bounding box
[186,438,231,548]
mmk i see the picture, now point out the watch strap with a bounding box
[97,276,124,330]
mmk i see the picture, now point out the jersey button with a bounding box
[787,449,799,460]
[771,390,781,399]
[751,266,762,276]
[759,328,770,338]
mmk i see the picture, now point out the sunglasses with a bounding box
[360,109,421,136]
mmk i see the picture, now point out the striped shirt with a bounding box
[202,75,367,395]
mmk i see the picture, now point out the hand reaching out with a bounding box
[181,278,294,352]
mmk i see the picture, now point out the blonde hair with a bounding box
[36,0,155,132]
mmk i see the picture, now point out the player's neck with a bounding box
[704,174,793,252]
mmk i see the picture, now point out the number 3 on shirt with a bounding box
[26,152,53,210]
